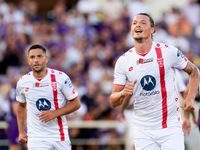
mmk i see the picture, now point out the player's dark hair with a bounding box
[136,13,156,38]
[137,13,155,28]
[28,44,46,54]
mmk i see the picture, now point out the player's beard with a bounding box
[134,35,150,43]
[134,37,144,43]
[33,65,45,74]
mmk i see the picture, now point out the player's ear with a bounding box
[151,27,156,34]
[27,58,31,65]
[46,56,49,63]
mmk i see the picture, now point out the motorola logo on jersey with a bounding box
[36,98,51,111]
[140,75,156,91]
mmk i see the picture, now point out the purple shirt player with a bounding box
[8,87,21,145]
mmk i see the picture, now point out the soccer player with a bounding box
[16,44,81,150]
[110,13,200,150]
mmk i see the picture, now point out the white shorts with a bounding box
[124,109,135,146]
[27,140,71,150]
[134,126,184,150]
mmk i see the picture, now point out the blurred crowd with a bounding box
[0,0,200,149]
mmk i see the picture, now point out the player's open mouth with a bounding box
[34,64,40,67]
[135,30,142,33]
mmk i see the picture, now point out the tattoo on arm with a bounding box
[186,61,200,79]
[192,67,200,79]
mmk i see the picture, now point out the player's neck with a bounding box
[32,68,48,79]
[134,38,152,54]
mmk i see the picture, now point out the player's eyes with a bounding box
[38,55,43,58]
[141,21,146,24]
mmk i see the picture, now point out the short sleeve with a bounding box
[113,57,126,86]
[175,69,186,92]
[61,73,78,101]
[170,46,188,69]
[9,88,16,102]
[16,81,26,103]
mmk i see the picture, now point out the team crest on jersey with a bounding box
[51,82,57,91]
[137,58,153,65]
[36,98,51,111]
[157,58,164,67]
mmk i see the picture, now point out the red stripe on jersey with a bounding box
[51,74,65,141]
[155,47,168,128]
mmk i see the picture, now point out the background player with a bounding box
[16,44,81,150]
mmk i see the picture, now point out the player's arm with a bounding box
[110,80,137,107]
[116,94,132,121]
[181,61,200,111]
[11,101,18,116]
[182,84,190,135]
[17,102,28,143]
[39,96,81,122]
[182,83,197,135]
[54,96,81,116]
[182,110,190,136]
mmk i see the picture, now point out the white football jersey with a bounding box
[16,68,78,141]
[114,42,188,130]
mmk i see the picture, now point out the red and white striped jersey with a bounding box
[114,42,188,130]
[16,68,78,141]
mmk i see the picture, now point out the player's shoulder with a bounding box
[48,68,68,78]
[120,47,135,59]
[153,41,176,50]
[17,71,32,84]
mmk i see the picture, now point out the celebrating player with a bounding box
[110,13,199,150]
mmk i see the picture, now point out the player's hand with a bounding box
[18,132,28,143]
[182,118,191,136]
[39,110,56,122]
[122,80,137,96]
[192,111,198,126]
[181,99,195,111]
[116,113,125,122]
